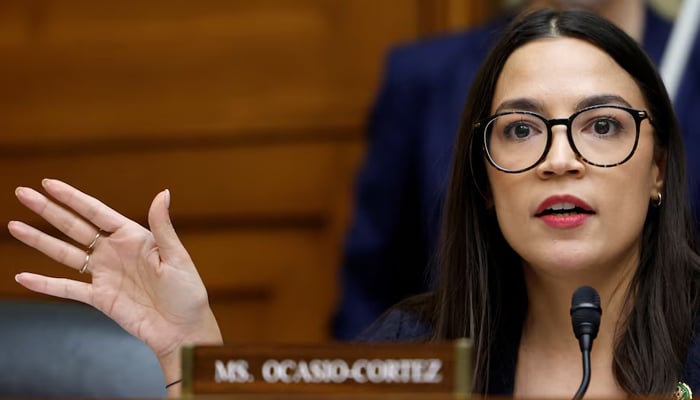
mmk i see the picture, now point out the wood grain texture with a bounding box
[0,0,486,343]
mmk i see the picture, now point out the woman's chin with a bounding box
[523,253,602,280]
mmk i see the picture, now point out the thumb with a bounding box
[148,189,190,265]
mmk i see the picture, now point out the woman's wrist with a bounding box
[158,348,183,397]
[161,309,223,396]
[166,378,183,389]
[165,377,183,397]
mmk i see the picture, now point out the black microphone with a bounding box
[570,286,602,400]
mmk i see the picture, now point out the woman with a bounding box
[8,9,700,398]
[361,8,700,397]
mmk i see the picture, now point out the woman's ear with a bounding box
[651,148,666,199]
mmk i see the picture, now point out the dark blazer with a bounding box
[358,295,700,396]
[333,7,700,340]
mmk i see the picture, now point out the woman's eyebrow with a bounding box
[576,94,632,109]
[493,94,634,115]
[493,98,544,114]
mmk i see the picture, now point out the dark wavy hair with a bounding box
[433,8,700,395]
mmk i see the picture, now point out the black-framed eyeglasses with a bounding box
[474,104,651,173]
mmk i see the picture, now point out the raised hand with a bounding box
[8,179,222,392]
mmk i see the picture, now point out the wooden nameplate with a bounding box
[181,339,472,396]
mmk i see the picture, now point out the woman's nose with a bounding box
[536,126,585,177]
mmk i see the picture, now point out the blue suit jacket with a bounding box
[333,8,700,340]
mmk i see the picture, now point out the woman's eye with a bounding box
[587,118,623,136]
[594,119,612,134]
[490,115,543,141]
[503,122,535,139]
[513,124,531,138]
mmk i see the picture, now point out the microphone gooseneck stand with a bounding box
[573,348,591,400]
[570,286,602,400]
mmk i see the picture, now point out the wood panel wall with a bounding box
[0,0,492,343]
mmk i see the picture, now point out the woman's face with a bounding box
[486,37,663,279]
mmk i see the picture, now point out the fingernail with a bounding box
[164,189,171,209]
[41,178,50,187]
[14,187,23,197]
[14,274,21,283]
[8,220,25,234]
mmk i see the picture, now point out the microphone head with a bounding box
[570,286,602,340]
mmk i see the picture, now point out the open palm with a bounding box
[8,179,222,383]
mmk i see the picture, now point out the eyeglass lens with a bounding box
[484,106,638,172]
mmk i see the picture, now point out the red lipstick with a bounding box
[535,195,594,229]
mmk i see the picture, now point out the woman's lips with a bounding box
[535,195,595,229]
[538,213,592,229]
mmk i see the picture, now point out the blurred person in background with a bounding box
[332,0,700,340]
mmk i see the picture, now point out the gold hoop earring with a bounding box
[652,192,662,208]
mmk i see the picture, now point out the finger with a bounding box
[8,221,91,271]
[15,272,91,305]
[148,189,191,266]
[41,178,129,234]
[15,186,100,246]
